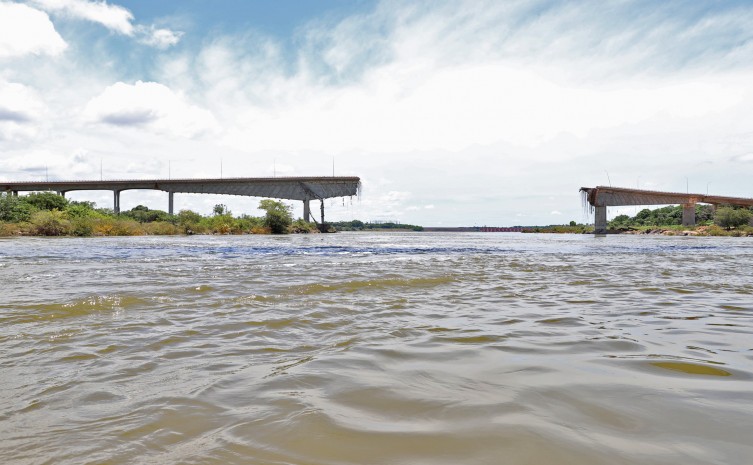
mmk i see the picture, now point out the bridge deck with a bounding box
[580,186,753,208]
[2,176,361,201]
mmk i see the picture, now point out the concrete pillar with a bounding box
[57,191,65,198]
[320,199,325,225]
[303,199,311,223]
[594,206,607,235]
[682,203,695,226]
[168,192,174,215]
[12,190,18,197]
[113,190,120,214]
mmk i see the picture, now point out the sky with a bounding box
[1,0,753,226]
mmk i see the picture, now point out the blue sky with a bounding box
[2,0,753,225]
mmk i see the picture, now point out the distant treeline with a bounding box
[521,204,753,235]
[0,192,315,236]
[609,204,752,230]
[330,220,423,231]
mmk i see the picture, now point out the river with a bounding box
[1,232,752,464]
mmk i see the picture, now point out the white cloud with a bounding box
[30,0,183,48]
[201,2,752,157]
[83,81,219,138]
[0,81,48,140]
[0,2,67,58]
[551,211,562,215]
[136,25,183,49]
[30,0,134,35]
[732,153,753,163]
[0,149,93,181]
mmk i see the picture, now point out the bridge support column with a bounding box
[168,192,174,216]
[682,203,695,226]
[113,190,121,214]
[12,190,18,197]
[303,199,311,223]
[320,199,325,225]
[594,206,607,235]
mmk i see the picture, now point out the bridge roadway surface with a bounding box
[580,186,753,234]
[1,176,361,222]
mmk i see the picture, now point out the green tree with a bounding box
[177,209,202,225]
[0,193,36,222]
[66,202,99,219]
[25,192,68,211]
[213,204,228,216]
[123,205,172,223]
[609,214,631,229]
[176,209,204,234]
[715,207,752,230]
[258,199,293,234]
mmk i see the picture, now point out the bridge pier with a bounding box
[594,206,607,235]
[168,192,174,216]
[303,199,311,223]
[320,199,325,225]
[682,203,695,226]
[113,190,121,214]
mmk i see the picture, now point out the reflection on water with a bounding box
[1,233,753,464]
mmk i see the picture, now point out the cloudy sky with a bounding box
[1,0,752,225]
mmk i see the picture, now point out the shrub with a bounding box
[0,223,23,236]
[70,217,94,236]
[234,215,264,234]
[715,207,752,230]
[66,203,100,219]
[206,214,234,234]
[92,218,145,236]
[29,210,72,236]
[289,218,318,233]
[143,222,181,235]
[111,219,145,236]
[123,205,174,223]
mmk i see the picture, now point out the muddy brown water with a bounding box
[1,233,752,464]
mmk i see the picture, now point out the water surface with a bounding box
[1,233,752,464]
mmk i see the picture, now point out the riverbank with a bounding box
[523,224,753,236]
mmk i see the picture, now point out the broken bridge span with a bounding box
[580,186,753,234]
[2,176,361,224]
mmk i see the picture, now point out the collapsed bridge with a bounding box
[580,186,753,234]
[1,176,361,224]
